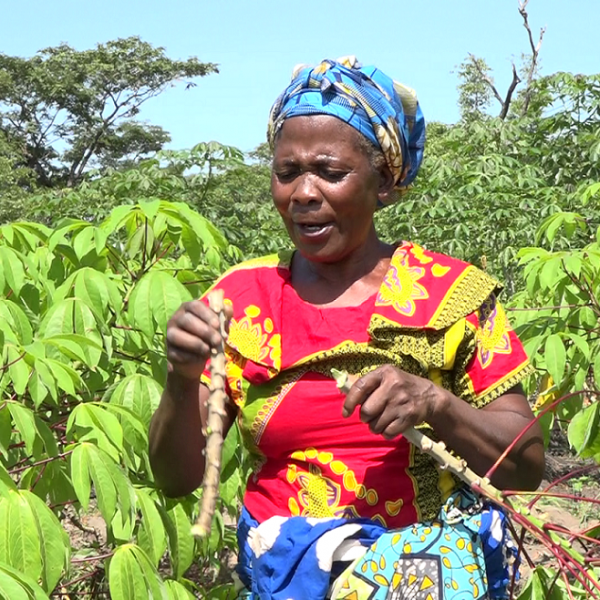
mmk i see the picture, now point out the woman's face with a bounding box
[271,115,390,264]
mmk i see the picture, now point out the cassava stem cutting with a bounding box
[191,289,228,539]
[330,368,503,503]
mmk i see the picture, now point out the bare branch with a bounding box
[499,64,522,120]
[519,0,547,115]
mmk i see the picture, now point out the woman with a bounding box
[149,57,544,600]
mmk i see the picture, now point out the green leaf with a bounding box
[38,299,103,366]
[42,358,82,397]
[87,446,118,524]
[128,271,192,338]
[42,333,103,369]
[0,247,26,296]
[106,374,162,427]
[135,489,167,567]
[544,334,566,385]
[108,544,148,600]
[31,359,57,405]
[0,408,12,460]
[164,580,196,599]
[67,404,123,461]
[594,352,600,389]
[0,463,17,497]
[0,300,33,345]
[101,205,136,237]
[7,403,37,455]
[33,416,58,459]
[69,443,92,511]
[568,402,600,459]
[162,502,195,579]
[21,491,69,592]
[129,545,169,600]
[0,491,43,584]
[103,458,135,537]
[0,569,31,600]
[0,562,49,600]
[6,345,29,396]
[101,403,148,454]
[76,268,121,317]
[516,565,574,600]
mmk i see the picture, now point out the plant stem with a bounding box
[191,289,228,539]
[9,450,72,474]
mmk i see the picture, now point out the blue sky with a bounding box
[3,0,598,153]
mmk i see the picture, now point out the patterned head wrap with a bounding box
[267,56,426,204]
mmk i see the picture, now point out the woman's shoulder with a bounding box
[211,250,293,288]
[200,249,293,314]
[375,241,502,330]
[397,241,477,272]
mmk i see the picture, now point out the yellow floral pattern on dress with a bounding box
[287,463,348,519]
[375,250,428,317]
[476,302,512,369]
[287,448,393,525]
[227,305,281,368]
[408,243,433,265]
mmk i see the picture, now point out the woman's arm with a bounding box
[148,299,235,497]
[342,367,544,491]
[149,376,236,498]
[427,383,544,491]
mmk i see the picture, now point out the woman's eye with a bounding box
[274,171,297,182]
[321,170,346,181]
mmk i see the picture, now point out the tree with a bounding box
[0,37,217,188]
[456,0,545,122]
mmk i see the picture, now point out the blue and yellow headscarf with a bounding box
[267,56,426,204]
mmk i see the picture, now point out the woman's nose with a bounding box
[290,173,321,205]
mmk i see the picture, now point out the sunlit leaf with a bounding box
[135,489,167,567]
[128,270,192,338]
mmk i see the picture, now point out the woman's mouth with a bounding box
[295,222,334,239]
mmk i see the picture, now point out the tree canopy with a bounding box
[0,37,217,189]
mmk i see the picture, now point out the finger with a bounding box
[381,418,407,440]
[183,300,222,331]
[167,346,204,366]
[365,402,400,435]
[357,388,390,426]
[342,371,383,418]
[166,328,211,358]
[177,308,222,348]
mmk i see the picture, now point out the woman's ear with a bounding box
[377,166,395,204]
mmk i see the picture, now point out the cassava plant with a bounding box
[501,186,600,598]
[0,200,248,598]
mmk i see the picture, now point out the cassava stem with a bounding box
[191,290,228,539]
[330,368,504,503]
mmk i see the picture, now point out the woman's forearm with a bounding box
[427,387,545,491]
[149,374,210,497]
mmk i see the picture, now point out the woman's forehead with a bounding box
[275,115,365,149]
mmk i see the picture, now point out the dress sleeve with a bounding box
[452,294,533,408]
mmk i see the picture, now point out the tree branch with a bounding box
[468,54,504,106]
[499,64,521,120]
[519,0,546,115]
[468,54,520,120]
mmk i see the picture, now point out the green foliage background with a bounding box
[0,30,599,600]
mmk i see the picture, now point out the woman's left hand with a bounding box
[342,365,442,439]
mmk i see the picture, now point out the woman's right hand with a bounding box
[165,299,232,381]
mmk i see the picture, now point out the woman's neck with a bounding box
[291,235,395,307]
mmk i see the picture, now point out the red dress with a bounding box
[201,242,531,528]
